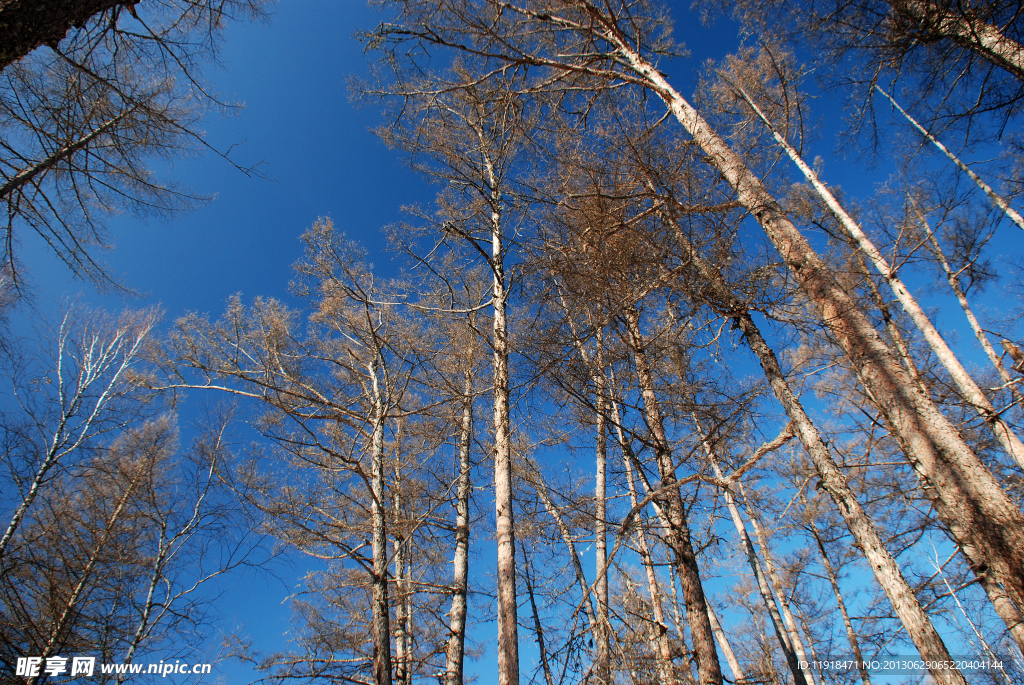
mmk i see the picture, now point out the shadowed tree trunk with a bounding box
[0,0,129,72]
[622,305,724,685]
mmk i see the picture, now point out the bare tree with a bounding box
[0,0,267,290]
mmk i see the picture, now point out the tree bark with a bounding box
[593,335,611,685]
[486,152,519,685]
[445,376,473,685]
[0,0,132,72]
[891,0,1024,80]
[622,305,723,685]
[742,499,817,685]
[369,360,394,685]
[706,600,747,684]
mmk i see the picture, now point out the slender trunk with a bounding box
[28,468,143,685]
[0,109,134,202]
[736,83,1024,469]
[594,336,611,685]
[737,311,966,685]
[695,418,808,685]
[742,499,817,685]
[809,523,872,685]
[482,148,519,685]
[523,547,556,685]
[623,447,679,685]
[915,204,1024,410]
[393,459,410,685]
[935,561,1017,685]
[622,305,723,685]
[706,600,746,684]
[445,376,473,685]
[532,467,599,632]
[875,85,1024,233]
[617,37,1024,617]
[369,361,394,685]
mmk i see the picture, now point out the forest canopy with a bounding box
[2,1,1024,685]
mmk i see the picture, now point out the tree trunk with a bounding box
[916,204,1024,411]
[742,498,817,685]
[622,305,723,685]
[523,547,556,685]
[654,209,965,685]
[735,311,966,685]
[892,0,1024,80]
[0,0,130,72]
[706,600,747,684]
[532,465,599,633]
[445,376,473,685]
[622,442,680,685]
[369,361,394,685]
[487,154,519,685]
[594,336,611,685]
[809,523,873,685]
[876,85,1024,233]
[393,458,411,685]
[696,418,809,685]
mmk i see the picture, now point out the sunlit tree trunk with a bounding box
[915,203,1024,410]
[622,442,680,685]
[594,335,611,685]
[875,86,1024,233]
[369,359,394,685]
[611,33,1024,619]
[486,148,519,685]
[657,212,965,685]
[445,376,474,685]
[741,494,817,685]
[891,0,1024,80]
[393,448,411,685]
[706,600,746,684]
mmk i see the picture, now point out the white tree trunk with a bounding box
[369,360,394,685]
[445,377,473,685]
[622,443,680,685]
[486,154,519,685]
[894,0,1024,79]
[655,210,965,685]
[915,204,1024,411]
[876,85,1024,233]
[623,306,723,685]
